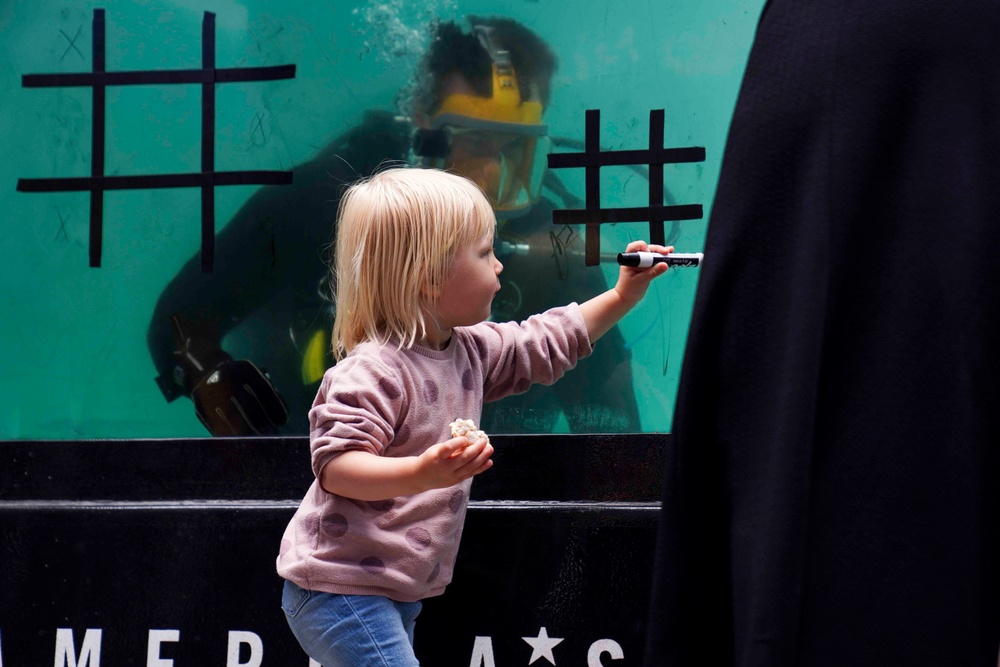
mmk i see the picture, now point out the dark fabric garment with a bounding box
[645,0,1000,664]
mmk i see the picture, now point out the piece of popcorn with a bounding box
[449,418,490,446]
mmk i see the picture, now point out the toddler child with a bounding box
[277,167,672,666]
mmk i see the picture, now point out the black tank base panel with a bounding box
[0,434,666,665]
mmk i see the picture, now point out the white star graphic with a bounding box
[522,626,564,665]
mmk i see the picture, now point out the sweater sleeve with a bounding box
[307,354,405,479]
[470,303,593,403]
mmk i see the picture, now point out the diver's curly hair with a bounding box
[403,16,558,118]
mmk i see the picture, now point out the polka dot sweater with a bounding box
[277,304,592,602]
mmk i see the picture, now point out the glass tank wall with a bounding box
[0,0,764,438]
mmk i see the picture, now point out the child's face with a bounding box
[433,232,504,328]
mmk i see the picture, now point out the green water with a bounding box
[0,0,764,439]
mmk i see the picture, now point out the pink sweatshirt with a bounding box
[276,304,592,602]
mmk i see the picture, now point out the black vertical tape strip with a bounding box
[648,109,665,246]
[201,12,216,273]
[585,109,601,266]
[90,9,106,268]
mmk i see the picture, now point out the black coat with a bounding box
[645,0,1000,664]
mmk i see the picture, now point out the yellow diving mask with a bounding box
[412,28,551,218]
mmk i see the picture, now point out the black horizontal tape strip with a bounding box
[553,204,703,226]
[216,65,296,83]
[16,170,293,193]
[548,145,705,170]
[22,64,296,88]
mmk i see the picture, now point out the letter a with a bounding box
[469,636,495,667]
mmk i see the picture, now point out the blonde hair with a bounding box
[330,167,496,360]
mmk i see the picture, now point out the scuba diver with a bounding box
[147,17,645,437]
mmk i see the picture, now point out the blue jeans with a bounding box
[281,579,423,667]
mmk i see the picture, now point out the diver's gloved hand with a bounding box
[190,358,289,436]
[162,313,288,437]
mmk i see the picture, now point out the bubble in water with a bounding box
[353,0,458,63]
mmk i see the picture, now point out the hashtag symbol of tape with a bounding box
[16,9,296,272]
[547,109,705,266]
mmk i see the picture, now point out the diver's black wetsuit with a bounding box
[147,110,640,435]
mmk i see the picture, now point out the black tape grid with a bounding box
[15,9,296,272]
[546,108,706,266]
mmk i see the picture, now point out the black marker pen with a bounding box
[617,251,704,268]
